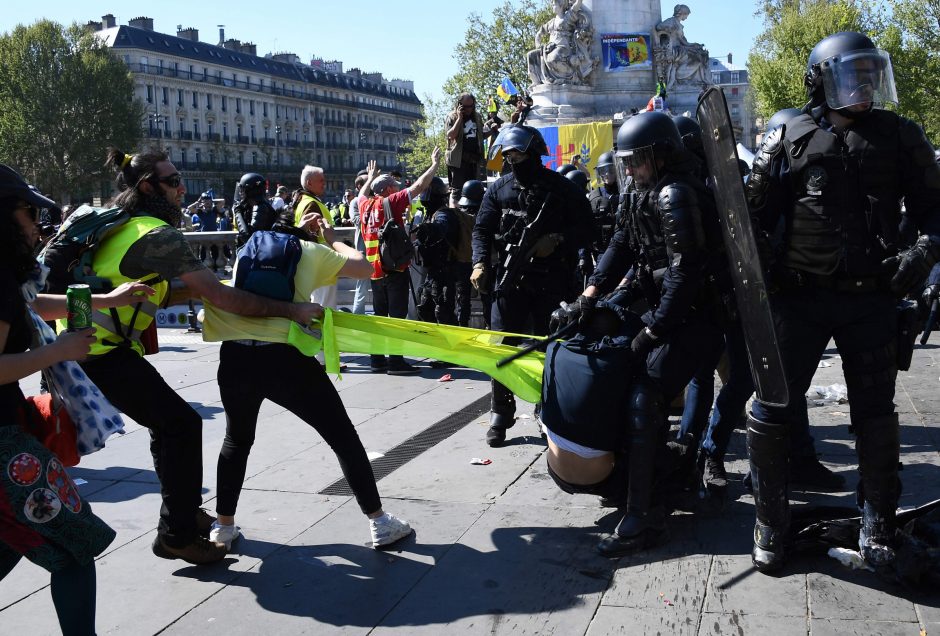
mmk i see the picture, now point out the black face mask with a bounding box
[510,154,542,186]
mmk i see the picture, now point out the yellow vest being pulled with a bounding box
[57,216,170,357]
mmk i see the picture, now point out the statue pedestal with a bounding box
[528,85,597,124]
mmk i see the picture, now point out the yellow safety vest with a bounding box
[294,193,329,227]
[57,216,170,357]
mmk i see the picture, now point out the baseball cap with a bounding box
[0,164,56,209]
[371,174,401,194]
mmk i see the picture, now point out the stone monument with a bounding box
[526,0,712,124]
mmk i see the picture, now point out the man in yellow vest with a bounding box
[294,165,329,226]
[78,147,322,565]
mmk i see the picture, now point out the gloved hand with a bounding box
[630,326,658,358]
[533,233,563,258]
[549,294,596,332]
[924,283,940,306]
[470,263,488,292]
[883,236,940,296]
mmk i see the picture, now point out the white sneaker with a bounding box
[208,521,240,549]
[370,513,412,548]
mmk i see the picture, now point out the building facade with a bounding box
[90,15,422,202]
[708,55,759,150]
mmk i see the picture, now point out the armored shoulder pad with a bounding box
[658,183,705,255]
[745,126,785,206]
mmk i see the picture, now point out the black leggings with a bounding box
[0,554,96,636]
[216,342,382,516]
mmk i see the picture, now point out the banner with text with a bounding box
[602,33,653,72]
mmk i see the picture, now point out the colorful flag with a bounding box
[535,122,614,186]
[496,78,519,101]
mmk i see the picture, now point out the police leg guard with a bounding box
[856,414,901,567]
[747,413,790,572]
[486,380,516,447]
[597,382,668,557]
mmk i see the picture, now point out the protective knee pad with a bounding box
[855,414,901,516]
[624,382,666,516]
[746,412,790,528]
[841,344,898,411]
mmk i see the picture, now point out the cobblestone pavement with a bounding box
[1,330,938,635]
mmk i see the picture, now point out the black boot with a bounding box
[747,413,790,572]
[486,412,515,447]
[486,380,516,447]
[597,506,667,557]
[856,414,901,567]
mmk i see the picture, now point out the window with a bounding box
[140,56,148,70]
[236,98,241,114]
[222,123,228,139]
[146,85,153,103]
[221,96,227,112]
[162,87,168,105]
[207,122,213,136]
[251,151,257,166]
[194,149,201,164]
[250,124,256,142]
[237,124,243,137]
[192,92,198,108]
[178,118,185,132]
[731,72,741,84]
[249,100,255,116]
[203,67,208,80]
[206,94,213,110]
[188,65,195,78]
[193,120,199,136]
[731,87,739,97]
[163,118,170,134]
[180,149,187,165]
[263,102,268,117]
[177,89,183,106]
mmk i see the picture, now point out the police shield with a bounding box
[696,87,789,407]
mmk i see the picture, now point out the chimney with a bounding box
[240,43,257,56]
[85,20,103,32]
[102,14,116,29]
[727,53,733,65]
[218,26,225,46]
[128,17,154,31]
[223,38,240,51]
[271,52,299,63]
[177,27,199,42]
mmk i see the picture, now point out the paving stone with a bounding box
[807,569,918,622]
[703,555,806,617]
[587,607,700,636]
[809,618,923,636]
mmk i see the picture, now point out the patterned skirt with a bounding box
[0,408,115,573]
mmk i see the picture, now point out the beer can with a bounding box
[66,284,93,331]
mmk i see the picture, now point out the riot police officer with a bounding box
[745,32,940,572]
[470,125,593,447]
[561,111,726,555]
[232,172,278,248]
[587,150,619,260]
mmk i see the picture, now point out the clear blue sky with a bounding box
[1,0,763,102]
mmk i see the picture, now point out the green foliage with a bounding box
[0,20,143,202]
[747,0,869,120]
[443,0,553,114]
[398,94,448,178]
[873,0,940,142]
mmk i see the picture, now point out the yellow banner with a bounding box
[557,121,613,189]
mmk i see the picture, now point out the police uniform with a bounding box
[745,32,940,571]
[587,184,618,260]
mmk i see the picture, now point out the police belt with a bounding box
[780,268,891,294]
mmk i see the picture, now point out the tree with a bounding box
[398,93,448,179]
[443,0,553,109]
[0,20,143,202]
[873,0,940,142]
[747,1,871,121]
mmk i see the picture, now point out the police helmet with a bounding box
[614,112,682,190]
[557,163,577,176]
[487,124,549,161]
[237,173,266,201]
[804,31,897,111]
[566,169,589,192]
[671,115,703,156]
[457,180,484,208]
[765,108,802,134]
[594,151,616,183]
[418,176,449,208]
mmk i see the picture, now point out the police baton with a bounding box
[495,321,578,368]
[922,298,939,345]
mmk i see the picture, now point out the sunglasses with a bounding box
[155,173,183,188]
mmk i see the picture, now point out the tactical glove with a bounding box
[924,283,940,306]
[630,326,658,358]
[883,236,940,297]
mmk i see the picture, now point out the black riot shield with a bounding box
[697,87,789,408]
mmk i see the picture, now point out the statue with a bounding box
[527,0,599,87]
[653,4,711,90]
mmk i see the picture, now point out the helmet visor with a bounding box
[595,163,616,183]
[615,145,658,191]
[820,48,897,110]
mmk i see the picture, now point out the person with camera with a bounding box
[471,125,593,447]
[445,93,487,196]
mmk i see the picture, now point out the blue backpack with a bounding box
[234,231,303,301]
